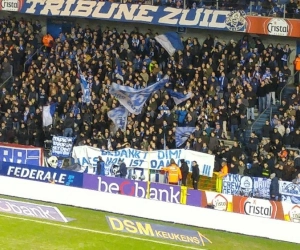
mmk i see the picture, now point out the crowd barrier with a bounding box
[0,161,299,225]
[0,176,299,244]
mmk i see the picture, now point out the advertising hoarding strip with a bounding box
[1,176,299,244]
[0,162,83,187]
[105,216,211,246]
[18,1,247,32]
[246,16,300,37]
[0,161,299,224]
[0,197,68,222]
[11,1,300,37]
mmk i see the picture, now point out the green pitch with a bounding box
[0,195,298,250]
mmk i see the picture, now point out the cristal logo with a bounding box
[267,18,289,36]
[289,205,300,223]
[242,198,276,218]
[0,0,23,11]
[212,194,228,211]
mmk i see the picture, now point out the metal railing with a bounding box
[0,65,13,89]
[250,106,269,134]
[23,45,45,72]
[279,72,296,104]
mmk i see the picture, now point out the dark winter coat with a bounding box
[270,177,279,197]
[191,165,200,182]
[180,162,189,180]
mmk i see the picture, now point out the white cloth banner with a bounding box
[52,136,73,158]
[72,146,215,180]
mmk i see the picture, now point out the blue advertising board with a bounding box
[0,162,83,187]
[20,1,247,32]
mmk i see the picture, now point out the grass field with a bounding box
[0,195,298,250]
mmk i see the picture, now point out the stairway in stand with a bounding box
[244,85,295,142]
[221,85,296,148]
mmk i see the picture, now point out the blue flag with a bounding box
[79,73,91,103]
[167,90,192,105]
[107,106,128,130]
[115,58,123,76]
[155,32,184,56]
[115,58,124,82]
[77,63,91,103]
[109,78,168,115]
[175,127,196,147]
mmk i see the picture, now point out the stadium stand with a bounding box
[0,15,299,185]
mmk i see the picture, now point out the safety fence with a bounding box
[0,142,299,204]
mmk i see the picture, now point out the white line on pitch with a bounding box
[0,214,206,250]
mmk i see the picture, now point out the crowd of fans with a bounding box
[0,16,299,183]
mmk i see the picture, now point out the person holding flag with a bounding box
[76,56,91,104]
